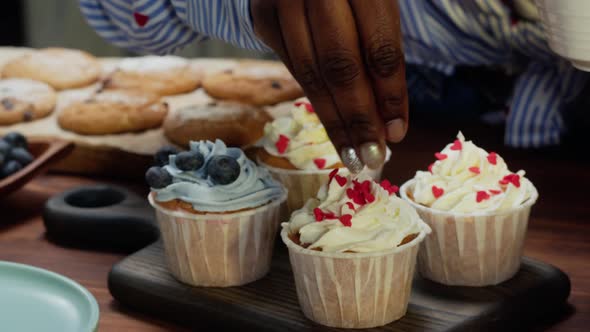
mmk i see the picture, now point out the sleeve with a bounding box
[398,0,557,70]
[505,61,588,148]
[398,0,589,148]
[79,0,271,54]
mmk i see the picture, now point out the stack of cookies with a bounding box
[164,60,304,148]
[0,48,304,152]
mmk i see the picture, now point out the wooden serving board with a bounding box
[108,241,570,331]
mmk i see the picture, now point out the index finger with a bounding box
[306,0,387,170]
[349,0,409,143]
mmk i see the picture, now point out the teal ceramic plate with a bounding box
[0,261,99,332]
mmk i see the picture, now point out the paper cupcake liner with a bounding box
[400,180,539,286]
[280,227,429,328]
[259,161,384,216]
[149,193,286,287]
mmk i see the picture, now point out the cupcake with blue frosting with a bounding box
[146,139,287,287]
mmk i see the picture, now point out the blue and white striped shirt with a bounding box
[80,0,587,148]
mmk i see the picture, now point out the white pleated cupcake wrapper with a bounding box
[259,160,384,216]
[149,193,286,287]
[281,225,430,329]
[400,180,539,286]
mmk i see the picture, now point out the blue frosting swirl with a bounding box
[154,140,285,212]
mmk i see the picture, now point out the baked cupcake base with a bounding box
[281,227,429,328]
[400,180,539,286]
[149,193,287,287]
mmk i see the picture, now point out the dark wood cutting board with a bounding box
[108,241,570,331]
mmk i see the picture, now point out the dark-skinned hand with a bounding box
[251,0,408,172]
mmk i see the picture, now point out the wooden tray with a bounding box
[47,144,152,180]
[108,241,570,331]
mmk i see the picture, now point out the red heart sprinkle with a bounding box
[435,153,448,160]
[328,168,339,183]
[380,180,399,195]
[133,12,149,27]
[469,167,480,174]
[275,134,290,154]
[346,179,376,205]
[450,139,462,151]
[294,101,314,113]
[476,190,491,203]
[351,191,365,205]
[346,188,356,200]
[390,185,399,194]
[340,214,352,227]
[499,174,520,188]
[487,152,498,165]
[313,208,324,222]
[432,186,444,198]
[313,158,326,169]
[335,174,347,187]
[352,194,365,205]
[489,189,502,195]
[512,175,521,188]
[345,202,355,211]
[361,180,370,190]
[428,163,434,173]
[362,181,372,194]
[324,211,337,220]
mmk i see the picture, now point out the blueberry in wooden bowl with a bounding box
[0,132,74,198]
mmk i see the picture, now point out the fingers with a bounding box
[254,0,397,171]
[349,0,409,143]
[250,0,278,46]
[305,0,386,169]
[255,0,359,171]
[250,0,291,65]
[276,0,360,172]
[275,1,320,93]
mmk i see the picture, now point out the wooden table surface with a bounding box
[1,124,588,332]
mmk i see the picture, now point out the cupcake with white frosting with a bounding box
[259,98,390,214]
[147,139,287,287]
[281,171,430,328]
[400,132,538,286]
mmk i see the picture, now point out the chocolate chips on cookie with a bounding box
[0,79,56,125]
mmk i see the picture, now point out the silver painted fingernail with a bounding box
[360,142,385,170]
[386,119,407,143]
[340,147,364,174]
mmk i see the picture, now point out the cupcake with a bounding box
[146,139,287,287]
[259,98,390,214]
[281,171,431,328]
[400,132,538,286]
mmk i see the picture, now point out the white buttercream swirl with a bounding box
[262,99,340,170]
[154,140,285,212]
[282,172,429,253]
[411,132,535,213]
